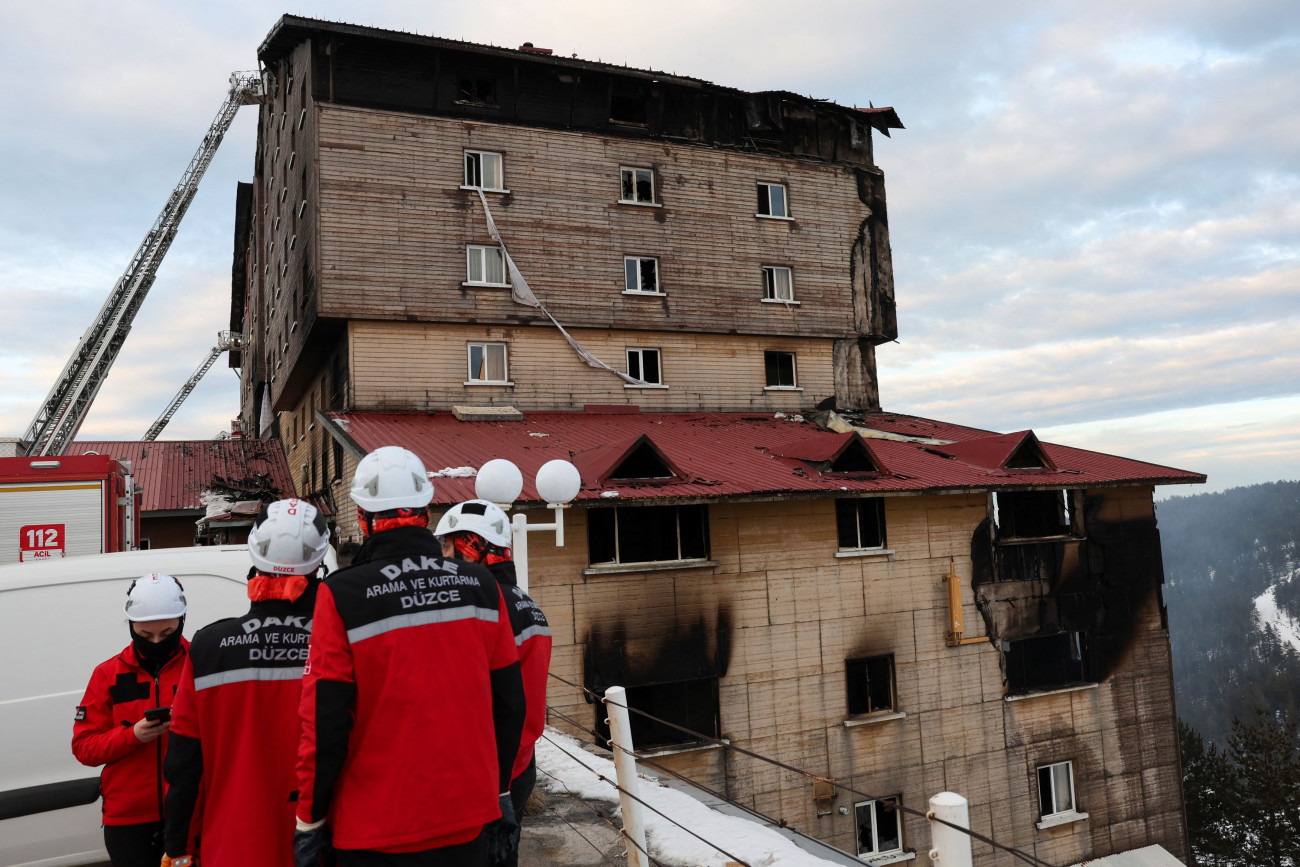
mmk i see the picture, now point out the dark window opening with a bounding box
[836,498,886,549]
[610,82,647,124]
[829,442,880,474]
[588,504,709,565]
[1006,441,1049,469]
[764,351,796,388]
[758,182,788,218]
[457,77,498,106]
[1005,631,1086,693]
[846,654,894,715]
[609,442,673,481]
[994,542,1061,584]
[594,678,719,750]
[855,798,903,857]
[1038,761,1077,817]
[332,441,344,482]
[993,490,1072,538]
[138,539,152,551]
[626,348,662,385]
[620,167,654,203]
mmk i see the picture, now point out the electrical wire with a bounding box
[541,731,752,867]
[531,764,628,867]
[549,672,1061,867]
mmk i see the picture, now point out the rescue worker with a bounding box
[294,446,527,867]
[72,573,189,867]
[434,500,552,867]
[162,498,332,867]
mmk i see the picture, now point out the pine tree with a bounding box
[1181,720,1236,865]
[1226,709,1300,867]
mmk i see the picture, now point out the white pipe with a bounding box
[928,791,972,867]
[511,512,529,594]
[605,686,649,867]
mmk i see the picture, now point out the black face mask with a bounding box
[130,620,184,670]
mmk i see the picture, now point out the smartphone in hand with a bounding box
[143,706,171,723]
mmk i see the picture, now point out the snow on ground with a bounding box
[535,729,846,867]
[1254,584,1300,654]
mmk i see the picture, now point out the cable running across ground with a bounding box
[548,672,1061,867]
[540,731,753,867]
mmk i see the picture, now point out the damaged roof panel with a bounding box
[321,410,1204,506]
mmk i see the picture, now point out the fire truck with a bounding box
[0,455,138,563]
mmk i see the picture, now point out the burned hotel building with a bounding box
[232,15,1203,864]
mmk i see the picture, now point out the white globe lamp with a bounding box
[535,459,582,505]
[476,458,523,505]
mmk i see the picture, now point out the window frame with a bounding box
[625,347,666,388]
[761,265,798,304]
[465,341,510,386]
[756,182,791,220]
[854,797,905,859]
[456,77,499,107]
[845,654,896,717]
[1036,761,1081,823]
[465,245,509,287]
[763,350,799,390]
[619,166,658,206]
[836,498,887,552]
[991,489,1081,542]
[463,150,507,192]
[623,256,663,296]
[587,504,710,568]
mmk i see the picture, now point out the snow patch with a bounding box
[429,466,477,478]
[536,729,845,866]
[1254,585,1300,654]
[600,491,620,498]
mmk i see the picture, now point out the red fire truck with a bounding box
[0,455,138,564]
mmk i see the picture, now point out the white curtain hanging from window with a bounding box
[476,189,648,386]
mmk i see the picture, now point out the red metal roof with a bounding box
[323,410,1205,506]
[66,440,295,512]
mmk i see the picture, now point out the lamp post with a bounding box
[475,458,581,594]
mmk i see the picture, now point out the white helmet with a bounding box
[350,446,435,513]
[434,499,512,548]
[248,499,331,575]
[125,573,187,622]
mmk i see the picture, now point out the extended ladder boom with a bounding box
[23,71,262,456]
[142,331,239,441]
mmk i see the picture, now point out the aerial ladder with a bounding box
[142,331,244,441]
[21,72,262,456]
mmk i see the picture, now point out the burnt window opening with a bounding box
[846,654,894,715]
[757,182,789,218]
[457,77,498,106]
[610,82,647,125]
[620,167,655,204]
[764,351,797,388]
[608,441,673,481]
[993,489,1075,539]
[994,542,1061,584]
[828,441,881,474]
[1005,631,1088,693]
[836,498,886,550]
[855,797,904,859]
[588,504,709,566]
[1006,440,1050,469]
[594,678,719,750]
[624,257,660,294]
[626,348,663,386]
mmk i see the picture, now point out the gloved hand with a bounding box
[160,856,194,867]
[294,818,333,867]
[485,792,520,866]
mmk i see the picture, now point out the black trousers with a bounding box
[504,758,537,867]
[103,820,164,867]
[336,832,488,867]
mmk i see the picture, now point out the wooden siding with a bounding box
[524,489,1186,865]
[348,321,835,413]
[314,106,887,343]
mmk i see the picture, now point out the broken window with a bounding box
[624,257,660,294]
[464,151,504,191]
[608,441,675,481]
[836,498,886,550]
[762,266,794,302]
[587,504,709,566]
[620,167,654,204]
[457,77,498,106]
[466,342,508,384]
[846,654,894,715]
[764,351,797,388]
[466,245,508,285]
[855,797,903,858]
[610,82,647,124]
[595,678,719,750]
[993,489,1075,539]
[626,348,663,385]
[1005,631,1086,692]
[1037,761,1077,818]
[757,182,789,218]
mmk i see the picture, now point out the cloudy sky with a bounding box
[1,0,1296,494]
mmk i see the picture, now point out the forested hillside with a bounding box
[1159,480,1300,744]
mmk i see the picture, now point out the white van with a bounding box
[0,546,305,866]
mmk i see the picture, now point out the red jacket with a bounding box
[296,527,525,853]
[164,589,317,866]
[488,561,552,780]
[72,639,189,825]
